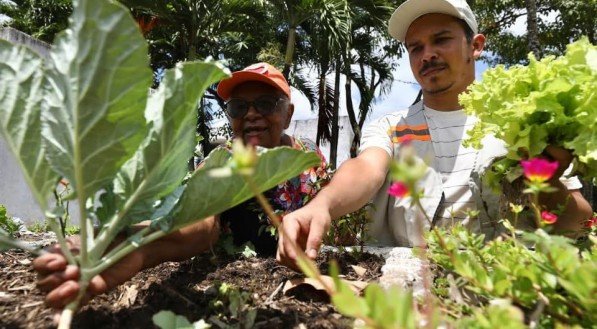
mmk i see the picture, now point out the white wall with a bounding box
[286,116,354,166]
[0,28,83,225]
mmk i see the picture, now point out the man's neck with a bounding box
[422,93,462,111]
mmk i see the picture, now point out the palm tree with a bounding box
[342,0,401,158]
[118,0,274,153]
[258,0,351,79]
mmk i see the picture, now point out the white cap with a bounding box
[388,0,478,43]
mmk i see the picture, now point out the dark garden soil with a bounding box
[0,235,384,329]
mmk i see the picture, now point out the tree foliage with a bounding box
[471,0,597,65]
[0,0,72,43]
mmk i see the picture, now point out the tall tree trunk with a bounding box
[343,53,360,158]
[283,26,297,79]
[525,0,540,58]
[316,69,326,147]
[329,57,341,168]
[194,97,210,170]
[187,3,198,61]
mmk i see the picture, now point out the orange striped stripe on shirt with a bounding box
[388,123,431,143]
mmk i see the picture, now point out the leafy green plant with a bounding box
[53,179,73,237]
[0,0,320,328]
[329,261,420,329]
[27,220,51,233]
[427,224,596,328]
[153,310,211,329]
[208,282,257,329]
[325,202,373,251]
[0,205,20,238]
[64,225,80,236]
[460,38,597,182]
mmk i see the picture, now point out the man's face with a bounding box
[405,14,481,98]
[228,82,293,148]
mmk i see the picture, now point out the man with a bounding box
[35,63,327,311]
[277,0,593,268]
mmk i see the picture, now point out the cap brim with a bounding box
[217,71,289,100]
[388,0,462,43]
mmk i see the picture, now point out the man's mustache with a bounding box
[420,61,448,75]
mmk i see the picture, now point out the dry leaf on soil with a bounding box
[282,275,368,296]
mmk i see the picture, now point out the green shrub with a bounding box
[0,205,20,237]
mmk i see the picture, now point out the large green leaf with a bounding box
[111,61,228,224]
[41,0,152,202]
[0,40,58,207]
[170,147,321,230]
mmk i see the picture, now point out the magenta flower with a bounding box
[521,158,559,183]
[398,134,414,145]
[388,182,410,198]
[585,216,596,228]
[541,211,558,225]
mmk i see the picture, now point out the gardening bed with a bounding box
[0,235,385,329]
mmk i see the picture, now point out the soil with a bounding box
[0,236,384,329]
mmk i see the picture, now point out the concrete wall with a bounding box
[0,27,50,57]
[0,27,82,225]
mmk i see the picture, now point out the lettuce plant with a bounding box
[0,0,320,328]
[460,38,597,182]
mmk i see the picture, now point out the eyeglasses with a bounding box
[225,95,286,119]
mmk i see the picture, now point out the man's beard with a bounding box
[424,82,454,95]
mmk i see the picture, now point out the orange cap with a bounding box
[217,62,291,101]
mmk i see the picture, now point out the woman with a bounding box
[216,62,328,255]
[33,62,327,311]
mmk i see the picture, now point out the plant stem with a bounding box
[242,175,334,295]
[88,228,166,277]
[48,218,76,264]
[58,278,89,329]
[530,193,543,228]
[414,197,433,225]
[91,179,150,260]
[57,308,74,329]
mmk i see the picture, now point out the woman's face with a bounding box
[228,82,294,148]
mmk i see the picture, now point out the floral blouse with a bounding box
[219,137,328,255]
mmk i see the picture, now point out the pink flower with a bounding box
[541,211,558,225]
[398,134,414,145]
[521,158,559,183]
[585,216,596,228]
[388,182,410,198]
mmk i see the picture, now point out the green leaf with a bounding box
[41,0,153,202]
[112,61,228,225]
[0,228,13,252]
[152,310,194,329]
[0,40,58,207]
[171,147,321,230]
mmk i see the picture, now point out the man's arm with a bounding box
[277,147,390,268]
[139,216,220,269]
[35,216,219,309]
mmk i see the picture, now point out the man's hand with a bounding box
[276,203,331,270]
[33,236,143,311]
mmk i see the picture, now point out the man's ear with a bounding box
[284,103,294,129]
[471,34,486,59]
